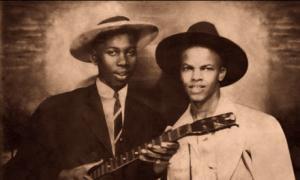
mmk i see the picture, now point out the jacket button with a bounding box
[120,137,123,142]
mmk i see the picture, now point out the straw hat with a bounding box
[70,16,159,62]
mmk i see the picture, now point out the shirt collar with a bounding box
[173,93,237,128]
[96,78,128,101]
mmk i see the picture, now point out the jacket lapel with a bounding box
[213,97,246,179]
[122,87,151,148]
[81,84,113,155]
[214,124,245,179]
[122,92,140,146]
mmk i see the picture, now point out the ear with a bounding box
[218,67,227,81]
[89,50,98,65]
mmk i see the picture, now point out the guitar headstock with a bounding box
[190,112,237,135]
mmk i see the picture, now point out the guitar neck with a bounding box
[88,124,190,179]
[88,112,236,179]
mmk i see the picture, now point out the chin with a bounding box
[110,80,127,90]
[189,94,207,103]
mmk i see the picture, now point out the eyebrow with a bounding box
[182,63,215,67]
[104,46,137,50]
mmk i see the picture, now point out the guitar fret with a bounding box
[179,125,187,136]
[95,167,100,178]
[107,161,112,172]
[167,131,172,141]
[131,149,135,159]
[129,151,133,162]
[175,127,180,139]
[134,147,139,157]
[170,129,177,141]
[151,139,156,145]
[125,151,129,161]
[103,161,107,174]
[101,163,104,176]
[118,154,121,164]
[117,155,121,167]
[110,158,114,170]
[156,137,161,144]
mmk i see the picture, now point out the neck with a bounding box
[190,90,220,119]
[98,77,125,92]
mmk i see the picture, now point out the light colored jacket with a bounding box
[167,96,295,180]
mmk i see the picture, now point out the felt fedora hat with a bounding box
[156,21,248,86]
[70,16,159,62]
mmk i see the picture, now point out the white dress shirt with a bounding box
[96,78,128,155]
[167,95,294,180]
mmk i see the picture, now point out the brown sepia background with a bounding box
[1,1,300,178]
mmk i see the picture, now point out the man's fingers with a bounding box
[140,148,172,161]
[139,154,152,162]
[83,175,93,180]
[141,148,163,159]
[164,125,173,132]
[146,142,179,155]
[139,153,170,163]
[161,142,179,149]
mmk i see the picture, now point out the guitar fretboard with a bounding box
[88,112,236,179]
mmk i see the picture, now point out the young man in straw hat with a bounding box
[4,16,178,180]
[155,21,295,180]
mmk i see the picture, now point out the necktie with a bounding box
[113,92,123,146]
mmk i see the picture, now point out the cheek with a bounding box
[180,71,192,85]
[99,59,115,73]
[128,57,137,67]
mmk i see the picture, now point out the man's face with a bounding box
[180,46,226,103]
[94,33,137,90]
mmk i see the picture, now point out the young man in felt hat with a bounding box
[155,21,295,180]
[4,16,178,180]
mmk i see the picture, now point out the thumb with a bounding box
[165,125,173,132]
[82,159,103,171]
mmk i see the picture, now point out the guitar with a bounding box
[88,112,237,179]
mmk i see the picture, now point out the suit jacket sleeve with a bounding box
[4,99,62,180]
[136,106,168,180]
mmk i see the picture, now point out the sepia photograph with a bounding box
[1,1,300,180]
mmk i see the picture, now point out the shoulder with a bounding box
[37,85,95,112]
[233,102,283,136]
[127,86,161,114]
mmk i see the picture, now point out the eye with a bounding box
[201,66,214,71]
[181,65,192,72]
[105,49,118,56]
[126,48,137,57]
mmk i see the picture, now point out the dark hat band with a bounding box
[98,16,130,25]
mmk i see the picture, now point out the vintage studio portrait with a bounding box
[1,1,300,180]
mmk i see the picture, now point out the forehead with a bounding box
[181,46,221,66]
[94,32,137,49]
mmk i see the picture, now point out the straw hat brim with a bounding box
[155,32,248,86]
[70,21,158,62]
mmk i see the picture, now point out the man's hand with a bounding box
[139,141,179,175]
[58,160,103,180]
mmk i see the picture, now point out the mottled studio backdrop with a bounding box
[1,1,300,176]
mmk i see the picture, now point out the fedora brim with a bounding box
[155,32,248,86]
[70,21,158,62]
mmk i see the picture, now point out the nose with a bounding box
[117,53,127,66]
[192,69,203,81]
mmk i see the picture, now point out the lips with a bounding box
[188,85,206,93]
[114,71,129,81]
